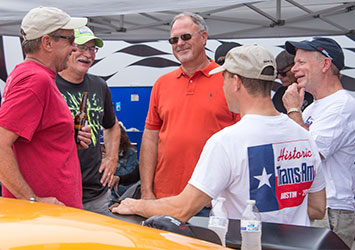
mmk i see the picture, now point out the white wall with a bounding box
[1,35,354,97]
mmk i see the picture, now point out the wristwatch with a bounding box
[287,107,301,115]
[29,197,36,202]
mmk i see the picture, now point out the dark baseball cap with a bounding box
[215,42,242,65]
[285,37,344,71]
[276,50,294,71]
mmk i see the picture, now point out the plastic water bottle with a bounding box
[208,197,229,246]
[240,200,262,250]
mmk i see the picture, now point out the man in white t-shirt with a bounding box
[282,37,355,248]
[111,44,326,227]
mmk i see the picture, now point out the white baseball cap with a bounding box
[210,44,276,81]
[21,6,88,40]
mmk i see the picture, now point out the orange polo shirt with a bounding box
[145,60,240,198]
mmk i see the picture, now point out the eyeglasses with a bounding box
[51,35,75,45]
[277,68,292,77]
[168,31,200,45]
[76,44,99,54]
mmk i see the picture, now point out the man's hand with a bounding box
[112,176,120,191]
[77,125,92,150]
[110,198,138,215]
[99,157,117,188]
[282,83,305,112]
[109,202,119,211]
[36,197,65,206]
[282,83,309,130]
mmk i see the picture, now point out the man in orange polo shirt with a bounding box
[139,12,240,216]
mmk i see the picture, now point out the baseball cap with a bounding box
[276,50,294,71]
[21,6,88,41]
[209,44,276,81]
[214,42,242,64]
[74,26,103,48]
[285,37,344,70]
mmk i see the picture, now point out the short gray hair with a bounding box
[21,28,41,54]
[21,29,60,54]
[170,12,208,32]
[313,51,340,78]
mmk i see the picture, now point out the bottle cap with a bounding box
[216,197,226,202]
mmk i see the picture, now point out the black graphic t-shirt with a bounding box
[56,73,116,203]
[272,86,314,114]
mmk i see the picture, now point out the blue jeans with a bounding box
[195,207,211,217]
[83,189,116,218]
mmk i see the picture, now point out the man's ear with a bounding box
[200,30,208,46]
[234,74,242,91]
[322,57,332,73]
[41,35,53,52]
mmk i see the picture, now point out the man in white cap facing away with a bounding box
[57,26,120,217]
[111,44,326,227]
[0,6,90,208]
[272,50,313,114]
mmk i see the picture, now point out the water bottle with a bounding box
[240,200,262,250]
[208,197,229,246]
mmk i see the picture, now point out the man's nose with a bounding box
[291,64,297,73]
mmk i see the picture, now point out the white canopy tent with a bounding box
[0,0,354,130]
[0,0,354,41]
[0,0,354,97]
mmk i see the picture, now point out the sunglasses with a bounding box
[76,44,99,54]
[168,31,200,45]
[277,68,292,77]
[51,35,75,45]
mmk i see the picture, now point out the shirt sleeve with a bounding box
[145,81,162,130]
[309,164,326,193]
[102,84,116,129]
[309,138,326,193]
[0,79,44,141]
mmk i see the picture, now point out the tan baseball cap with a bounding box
[21,6,88,40]
[209,44,276,81]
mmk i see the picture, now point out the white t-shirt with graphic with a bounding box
[189,114,325,226]
[302,89,355,211]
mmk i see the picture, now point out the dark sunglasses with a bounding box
[51,35,75,45]
[168,31,200,45]
[277,68,291,77]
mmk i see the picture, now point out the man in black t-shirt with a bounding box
[56,26,120,217]
[272,50,313,114]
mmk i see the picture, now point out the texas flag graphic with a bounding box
[248,141,315,213]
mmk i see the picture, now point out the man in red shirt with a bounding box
[0,6,90,208]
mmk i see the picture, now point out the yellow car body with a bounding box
[0,197,229,249]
